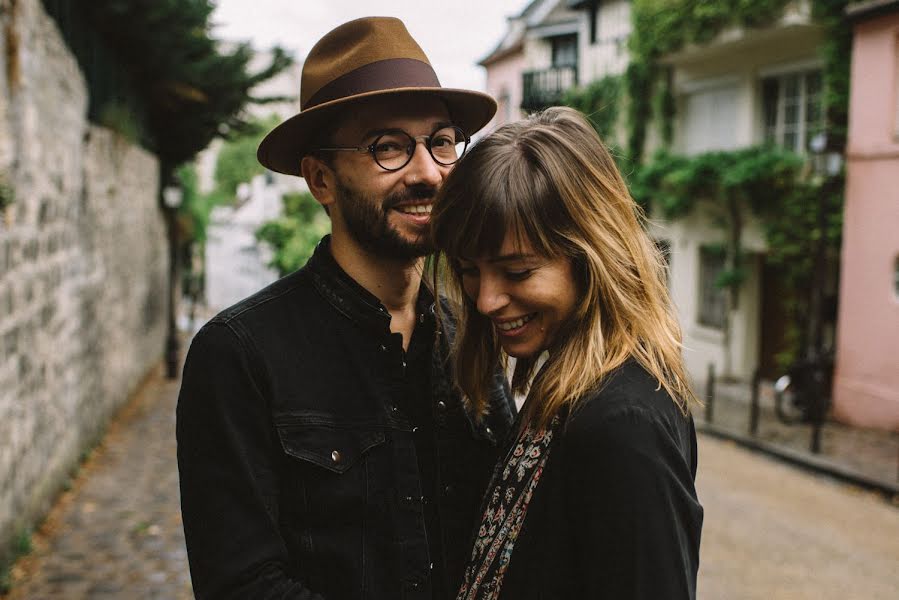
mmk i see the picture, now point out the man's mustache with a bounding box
[383,185,437,209]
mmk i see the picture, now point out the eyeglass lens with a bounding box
[372,126,467,171]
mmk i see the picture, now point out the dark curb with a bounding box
[697,422,899,499]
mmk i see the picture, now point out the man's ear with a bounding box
[301,155,337,210]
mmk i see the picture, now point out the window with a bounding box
[551,35,578,68]
[698,246,726,329]
[684,85,740,154]
[762,69,823,153]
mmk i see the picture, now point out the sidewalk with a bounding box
[2,364,192,600]
[695,378,899,498]
[3,353,896,598]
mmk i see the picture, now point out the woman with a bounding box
[430,107,703,599]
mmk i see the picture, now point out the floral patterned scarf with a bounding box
[456,414,562,600]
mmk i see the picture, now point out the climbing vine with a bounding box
[625,0,849,162]
[620,0,851,369]
[561,75,623,142]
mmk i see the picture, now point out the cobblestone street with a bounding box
[3,363,899,599]
[3,366,191,600]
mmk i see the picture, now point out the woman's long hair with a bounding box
[431,106,696,429]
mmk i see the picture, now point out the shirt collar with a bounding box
[307,235,435,335]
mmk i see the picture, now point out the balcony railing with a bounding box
[521,65,578,112]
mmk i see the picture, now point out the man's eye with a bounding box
[375,142,404,154]
[431,135,453,148]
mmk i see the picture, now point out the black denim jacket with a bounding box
[176,238,514,600]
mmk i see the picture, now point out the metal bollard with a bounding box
[704,363,715,423]
[749,368,761,436]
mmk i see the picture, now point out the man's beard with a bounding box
[334,178,435,260]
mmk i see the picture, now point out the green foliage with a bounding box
[625,0,850,163]
[624,60,654,162]
[97,101,145,143]
[176,163,210,243]
[637,145,807,295]
[213,115,281,199]
[0,176,13,211]
[256,192,331,276]
[49,0,294,170]
[637,146,844,365]
[0,526,33,593]
[561,75,623,141]
[811,0,853,149]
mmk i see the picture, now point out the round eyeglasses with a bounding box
[317,125,470,172]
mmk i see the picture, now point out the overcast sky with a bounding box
[210,0,529,93]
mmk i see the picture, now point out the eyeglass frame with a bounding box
[316,124,470,172]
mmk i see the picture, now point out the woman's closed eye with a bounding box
[505,268,534,281]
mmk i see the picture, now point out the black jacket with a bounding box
[496,360,703,599]
[176,238,514,600]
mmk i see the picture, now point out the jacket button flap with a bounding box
[276,426,386,474]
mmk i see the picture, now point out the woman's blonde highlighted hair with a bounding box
[431,107,696,429]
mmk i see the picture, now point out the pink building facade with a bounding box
[480,45,526,132]
[833,1,899,430]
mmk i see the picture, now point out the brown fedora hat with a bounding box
[257,16,498,176]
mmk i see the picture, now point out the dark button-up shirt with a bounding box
[176,237,514,600]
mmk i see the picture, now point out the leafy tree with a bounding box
[257,192,331,276]
[212,115,281,202]
[45,0,294,175]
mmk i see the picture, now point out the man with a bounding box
[176,17,515,600]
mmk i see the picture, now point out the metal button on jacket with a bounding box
[331,450,341,463]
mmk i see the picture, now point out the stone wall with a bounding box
[0,0,167,560]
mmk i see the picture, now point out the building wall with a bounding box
[482,52,526,131]
[578,0,631,81]
[654,20,823,383]
[833,11,899,430]
[0,0,167,558]
[649,211,766,381]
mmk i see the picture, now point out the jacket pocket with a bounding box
[276,424,386,474]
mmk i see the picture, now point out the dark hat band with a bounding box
[304,58,441,110]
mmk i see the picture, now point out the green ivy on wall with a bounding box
[626,0,849,162]
[561,75,623,142]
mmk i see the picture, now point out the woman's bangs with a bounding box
[436,175,520,261]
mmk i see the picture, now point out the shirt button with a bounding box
[485,426,493,436]
[412,426,419,433]
[443,484,454,496]
[419,313,425,324]
[379,344,387,352]
[436,400,447,413]
[331,450,341,463]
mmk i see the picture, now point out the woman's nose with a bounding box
[476,276,510,316]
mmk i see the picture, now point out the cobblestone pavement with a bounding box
[697,434,899,599]
[4,362,898,599]
[3,365,192,600]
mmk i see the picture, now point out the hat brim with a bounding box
[256,87,497,176]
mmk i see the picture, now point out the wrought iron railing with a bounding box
[521,66,577,112]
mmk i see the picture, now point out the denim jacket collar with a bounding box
[307,235,435,336]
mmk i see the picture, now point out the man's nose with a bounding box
[404,140,442,187]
